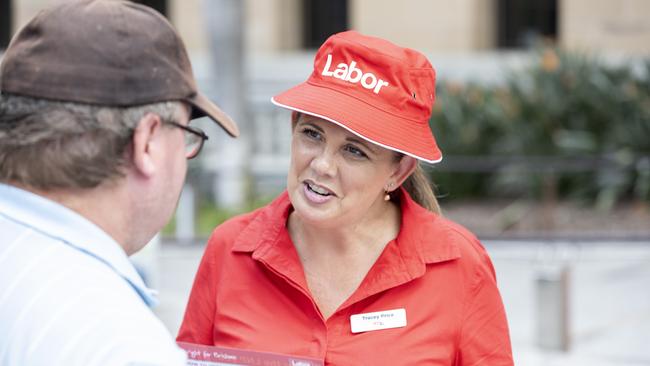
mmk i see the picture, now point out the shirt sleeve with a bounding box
[176,237,220,345]
[454,240,514,366]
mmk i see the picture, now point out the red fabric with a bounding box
[272,31,442,163]
[177,189,513,365]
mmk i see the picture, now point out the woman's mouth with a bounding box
[303,181,335,203]
[307,182,330,195]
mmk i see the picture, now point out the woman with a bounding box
[177,31,513,365]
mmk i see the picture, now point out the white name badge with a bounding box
[350,308,407,333]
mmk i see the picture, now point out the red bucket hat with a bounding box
[272,31,442,163]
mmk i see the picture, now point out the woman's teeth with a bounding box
[307,182,330,196]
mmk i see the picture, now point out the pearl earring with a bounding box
[384,182,394,201]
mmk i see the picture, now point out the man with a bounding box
[0,1,239,365]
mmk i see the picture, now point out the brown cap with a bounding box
[0,0,239,137]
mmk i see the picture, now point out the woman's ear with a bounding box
[130,112,163,178]
[388,156,417,190]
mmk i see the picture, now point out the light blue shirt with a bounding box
[0,183,186,365]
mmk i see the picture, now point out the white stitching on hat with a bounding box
[270,97,443,164]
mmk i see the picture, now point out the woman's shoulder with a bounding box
[434,216,481,249]
[420,212,495,271]
[439,216,498,283]
[401,193,490,267]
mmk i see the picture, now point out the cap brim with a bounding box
[186,92,240,137]
[272,82,442,164]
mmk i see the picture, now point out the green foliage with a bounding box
[430,49,650,207]
[195,196,274,236]
[161,195,274,238]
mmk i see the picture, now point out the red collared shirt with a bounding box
[177,189,513,365]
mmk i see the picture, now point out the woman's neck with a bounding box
[288,199,401,258]
[287,199,402,319]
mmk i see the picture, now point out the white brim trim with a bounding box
[271,97,443,164]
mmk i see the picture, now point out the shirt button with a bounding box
[311,337,324,354]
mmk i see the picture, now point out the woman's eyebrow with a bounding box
[346,136,377,154]
[300,119,377,154]
[299,121,325,133]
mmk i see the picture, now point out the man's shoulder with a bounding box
[1,302,185,365]
[0,235,185,365]
[0,233,153,325]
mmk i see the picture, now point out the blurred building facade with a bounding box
[1,0,649,206]
[4,0,649,55]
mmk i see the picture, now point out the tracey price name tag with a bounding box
[350,308,407,333]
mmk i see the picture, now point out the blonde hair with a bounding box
[400,163,441,214]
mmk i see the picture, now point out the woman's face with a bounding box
[287,114,412,228]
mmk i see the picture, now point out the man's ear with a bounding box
[131,113,163,178]
[388,156,418,190]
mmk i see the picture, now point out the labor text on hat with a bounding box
[321,54,390,95]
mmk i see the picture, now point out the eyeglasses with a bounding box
[165,121,209,159]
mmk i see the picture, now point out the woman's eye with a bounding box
[301,128,321,140]
[344,145,368,159]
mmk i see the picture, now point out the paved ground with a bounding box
[145,239,650,365]
[489,241,650,366]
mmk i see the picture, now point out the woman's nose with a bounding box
[310,150,337,177]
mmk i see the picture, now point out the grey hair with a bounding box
[0,93,185,190]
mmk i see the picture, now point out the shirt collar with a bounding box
[0,183,158,307]
[231,188,461,268]
[394,187,462,268]
[230,188,463,311]
[231,191,292,253]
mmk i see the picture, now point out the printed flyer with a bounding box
[177,341,324,366]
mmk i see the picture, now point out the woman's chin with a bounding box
[290,198,340,228]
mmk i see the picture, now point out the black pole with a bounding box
[1,0,12,50]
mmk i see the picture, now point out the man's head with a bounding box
[0,0,239,135]
[0,95,189,190]
[0,0,239,253]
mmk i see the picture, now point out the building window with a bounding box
[1,0,11,50]
[303,0,348,49]
[131,0,167,17]
[497,0,557,48]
